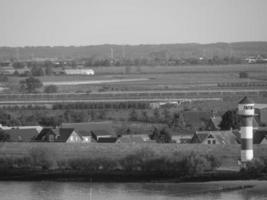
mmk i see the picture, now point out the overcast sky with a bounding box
[0,0,266,47]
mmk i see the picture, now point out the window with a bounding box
[212,140,216,144]
[244,106,253,110]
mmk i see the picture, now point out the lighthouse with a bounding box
[238,96,254,164]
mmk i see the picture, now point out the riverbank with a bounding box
[0,168,264,183]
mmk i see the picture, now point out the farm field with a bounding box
[5,64,267,93]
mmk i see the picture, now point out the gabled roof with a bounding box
[35,127,56,141]
[56,128,82,142]
[194,130,238,144]
[239,96,254,104]
[5,128,39,142]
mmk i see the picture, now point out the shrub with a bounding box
[181,152,220,175]
[28,147,57,170]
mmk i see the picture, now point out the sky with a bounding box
[0,0,267,47]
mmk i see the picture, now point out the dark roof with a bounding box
[91,129,115,137]
[5,128,39,142]
[194,130,238,144]
[97,137,117,143]
[35,128,56,141]
[56,128,80,142]
[239,96,254,104]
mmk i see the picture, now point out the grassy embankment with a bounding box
[1,143,267,181]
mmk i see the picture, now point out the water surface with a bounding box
[0,180,266,200]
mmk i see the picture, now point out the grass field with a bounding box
[5,64,267,93]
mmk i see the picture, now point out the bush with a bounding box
[28,147,57,170]
[241,158,265,176]
[181,152,220,175]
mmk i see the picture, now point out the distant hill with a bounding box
[1,42,267,61]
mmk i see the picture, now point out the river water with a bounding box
[0,180,267,200]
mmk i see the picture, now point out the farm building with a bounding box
[4,128,39,142]
[191,130,238,145]
[0,124,43,133]
[35,128,83,143]
[171,129,194,144]
[61,121,114,142]
[91,130,117,143]
[64,69,95,75]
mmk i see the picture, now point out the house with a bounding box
[35,128,83,143]
[35,128,57,142]
[61,121,114,142]
[56,128,83,143]
[91,129,117,143]
[191,130,238,145]
[4,128,39,142]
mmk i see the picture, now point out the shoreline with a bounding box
[0,169,264,183]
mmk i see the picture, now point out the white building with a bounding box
[64,69,95,75]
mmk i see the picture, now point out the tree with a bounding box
[20,76,43,93]
[31,67,45,76]
[0,130,9,142]
[219,109,240,130]
[38,116,62,128]
[129,109,138,121]
[150,127,172,143]
[153,108,161,122]
[44,85,58,93]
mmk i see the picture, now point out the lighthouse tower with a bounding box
[238,96,254,164]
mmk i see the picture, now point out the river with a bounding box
[0,180,267,200]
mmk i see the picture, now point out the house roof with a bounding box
[195,130,238,144]
[4,128,39,142]
[35,127,56,141]
[91,129,116,137]
[97,137,117,143]
[56,128,82,142]
[239,96,254,104]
